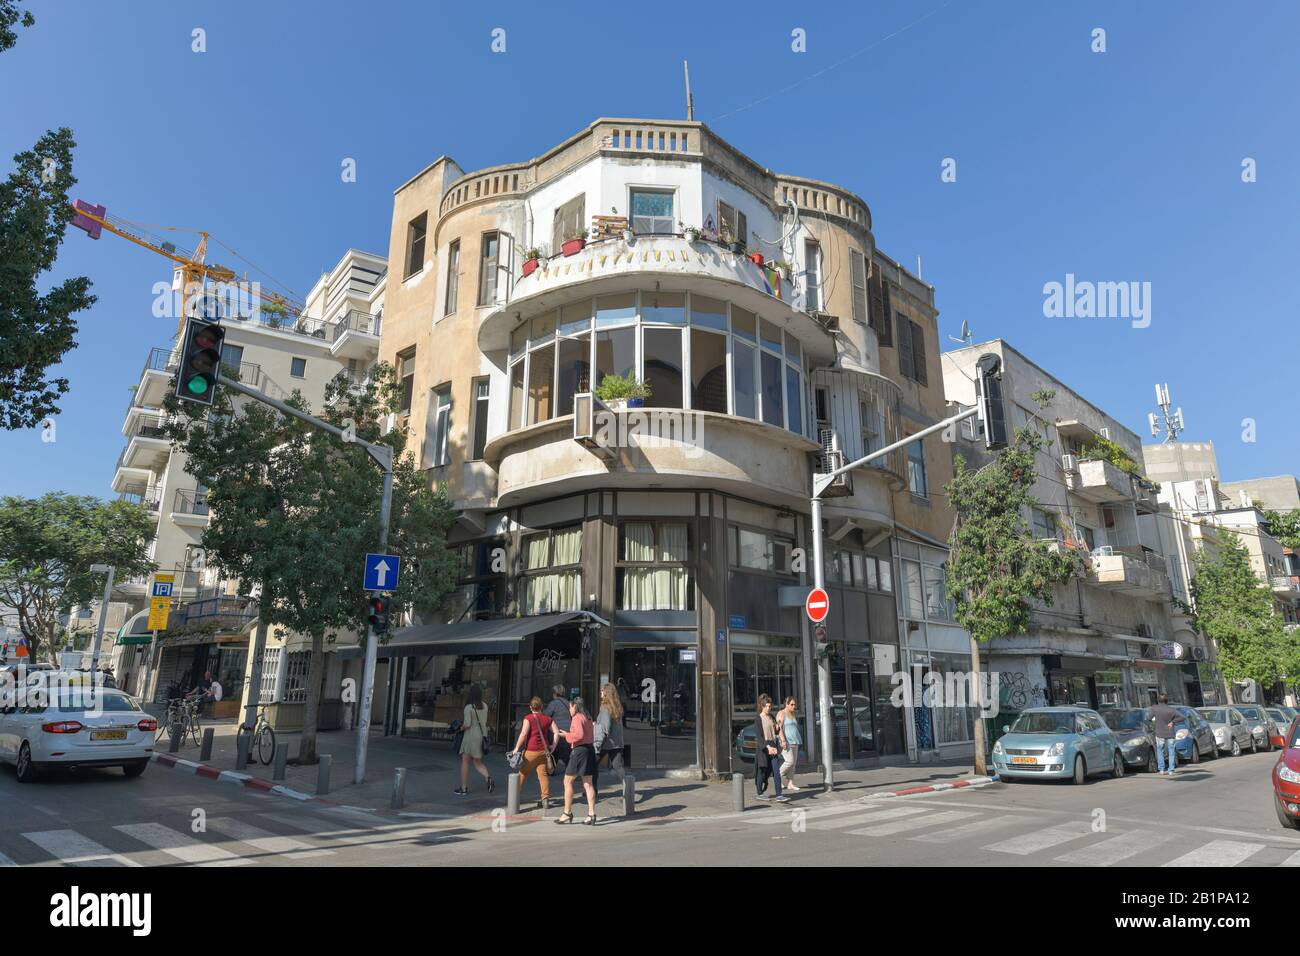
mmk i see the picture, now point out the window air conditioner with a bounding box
[1190,646,1207,662]
[572,392,617,462]
[1061,453,1077,474]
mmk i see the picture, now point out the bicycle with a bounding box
[156,696,203,747]
[250,703,276,765]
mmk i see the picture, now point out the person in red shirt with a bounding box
[508,697,556,809]
[554,697,598,825]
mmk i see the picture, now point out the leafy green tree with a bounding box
[165,362,458,763]
[1262,509,1300,551]
[0,127,95,429]
[0,494,155,663]
[946,428,1085,774]
[0,1,34,53]
[1190,529,1288,689]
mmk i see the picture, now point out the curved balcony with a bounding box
[483,408,822,508]
[478,234,836,361]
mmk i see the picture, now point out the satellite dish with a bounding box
[948,319,973,345]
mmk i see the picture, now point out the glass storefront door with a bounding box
[612,646,697,768]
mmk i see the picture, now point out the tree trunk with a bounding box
[297,632,326,765]
[970,635,988,776]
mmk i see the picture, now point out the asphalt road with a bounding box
[0,747,1295,867]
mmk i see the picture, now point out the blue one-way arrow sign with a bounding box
[363,553,402,592]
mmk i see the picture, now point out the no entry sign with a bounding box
[805,587,830,624]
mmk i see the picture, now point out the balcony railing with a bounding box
[173,488,209,516]
[142,346,179,377]
[331,310,381,343]
[169,595,257,632]
[129,415,169,440]
[119,485,162,510]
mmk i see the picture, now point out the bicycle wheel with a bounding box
[188,712,203,747]
[256,725,276,766]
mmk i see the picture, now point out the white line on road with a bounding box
[911,814,1022,844]
[206,817,333,860]
[1053,829,1173,866]
[114,823,253,867]
[745,802,891,825]
[816,805,934,830]
[0,851,16,866]
[1162,840,1265,868]
[984,823,1092,856]
[1282,849,1300,867]
[846,809,977,837]
[23,830,141,867]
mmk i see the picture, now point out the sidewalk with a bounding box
[154,721,994,820]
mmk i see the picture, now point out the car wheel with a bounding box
[1145,749,1158,773]
[1190,741,1200,764]
[1208,740,1219,759]
[1072,755,1086,785]
[14,743,39,783]
[1231,738,1241,756]
[122,760,148,778]
[1111,750,1125,779]
[1278,801,1300,830]
[1251,736,1259,754]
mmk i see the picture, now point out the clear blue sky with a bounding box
[3,0,1297,499]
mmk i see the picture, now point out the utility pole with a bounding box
[88,564,115,680]
[216,374,394,784]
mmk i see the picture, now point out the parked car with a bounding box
[1234,705,1279,752]
[1272,717,1300,829]
[1099,708,1158,772]
[0,687,156,782]
[1265,708,1293,749]
[1170,705,1218,764]
[1197,707,1257,756]
[992,706,1125,784]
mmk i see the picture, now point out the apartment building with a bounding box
[107,249,384,724]
[943,340,1213,716]
[369,117,969,775]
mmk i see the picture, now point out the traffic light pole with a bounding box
[810,405,979,791]
[215,374,394,784]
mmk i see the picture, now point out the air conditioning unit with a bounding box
[381,412,396,436]
[812,311,840,331]
[815,430,852,496]
[1190,646,1207,662]
[1061,453,1077,474]
[1099,426,1111,439]
[572,392,617,462]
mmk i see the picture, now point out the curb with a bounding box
[866,774,1000,798]
[152,753,326,805]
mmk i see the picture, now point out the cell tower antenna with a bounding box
[683,60,695,120]
[1149,383,1184,443]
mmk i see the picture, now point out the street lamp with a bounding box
[88,564,115,679]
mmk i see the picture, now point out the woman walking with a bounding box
[454,683,495,795]
[592,682,625,797]
[543,684,573,770]
[753,693,789,803]
[508,697,555,809]
[777,696,803,792]
[554,696,598,825]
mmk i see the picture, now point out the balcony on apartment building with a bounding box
[1270,575,1300,602]
[329,310,382,361]
[118,484,162,513]
[170,488,210,528]
[117,412,171,474]
[1086,545,1171,601]
[165,592,257,640]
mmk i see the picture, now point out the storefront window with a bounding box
[403,655,500,739]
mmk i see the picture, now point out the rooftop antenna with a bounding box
[1149,383,1185,443]
[683,60,694,120]
[948,319,973,345]
[916,255,923,280]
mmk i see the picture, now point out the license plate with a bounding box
[1010,756,1037,765]
[90,729,128,741]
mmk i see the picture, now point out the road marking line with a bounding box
[814,806,933,829]
[1162,840,1265,868]
[984,824,1091,856]
[911,814,1022,844]
[260,812,439,848]
[114,823,252,867]
[22,830,141,867]
[746,802,892,825]
[1281,849,1300,867]
[846,809,978,837]
[0,851,16,867]
[1054,829,1173,866]
[206,818,334,860]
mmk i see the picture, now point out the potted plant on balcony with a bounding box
[770,259,793,281]
[594,373,651,412]
[561,225,587,257]
[684,224,703,243]
[748,249,765,268]
[261,300,289,329]
[521,246,543,277]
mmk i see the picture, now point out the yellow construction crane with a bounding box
[69,199,304,333]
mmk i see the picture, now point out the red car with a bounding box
[1273,717,1300,830]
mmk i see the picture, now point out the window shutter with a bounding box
[877,277,893,347]
[896,313,913,380]
[910,321,927,387]
[850,250,868,324]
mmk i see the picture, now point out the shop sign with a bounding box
[728,615,746,629]
[1159,642,1185,661]
[1130,667,1159,684]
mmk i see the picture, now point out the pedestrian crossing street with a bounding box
[738,798,1300,867]
[0,805,488,868]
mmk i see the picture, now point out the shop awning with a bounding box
[336,611,607,661]
[114,609,154,646]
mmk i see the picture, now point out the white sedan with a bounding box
[0,687,156,782]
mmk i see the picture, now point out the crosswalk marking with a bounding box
[259,812,428,849]
[0,851,16,867]
[984,824,1091,856]
[746,802,891,825]
[23,830,141,867]
[911,813,1022,844]
[1162,840,1265,868]
[817,805,932,830]
[114,823,252,867]
[1281,849,1300,867]
[846,809,977,837]
[1054,829,1173,866]
[206,818,333,860]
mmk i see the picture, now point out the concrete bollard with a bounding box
[733,772,745,812]
[622,774,635,816]
[507,772,520,816]
[316,753,332,795]
[272,741,288,781]
[199,727,214,762]
[168,722,181,754]
[391,767,407,809]
[234,731,250,771]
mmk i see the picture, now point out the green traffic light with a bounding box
[186,377,210,395]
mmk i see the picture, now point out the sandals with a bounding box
[555,811,574,824]
[487,776,497,794]
[453,787,469,795]
[583,815,597,826]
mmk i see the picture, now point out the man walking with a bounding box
[1148,694,1184,777]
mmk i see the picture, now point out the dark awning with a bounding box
[115,609,154,646]
[336,611,606,661]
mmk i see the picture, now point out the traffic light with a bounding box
[368,596,389,634]
[975,353,1008,450]
[175,317,226,407]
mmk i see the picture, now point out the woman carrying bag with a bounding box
[454,683,496,795]
[507,697,556,809]
[592,682,625,797]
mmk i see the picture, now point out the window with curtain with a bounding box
[520,526,582,614]
[901,559,925,620]
[617,521,692,611]
[923,563,953,621]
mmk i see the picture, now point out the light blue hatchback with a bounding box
[992,706,1125,785]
